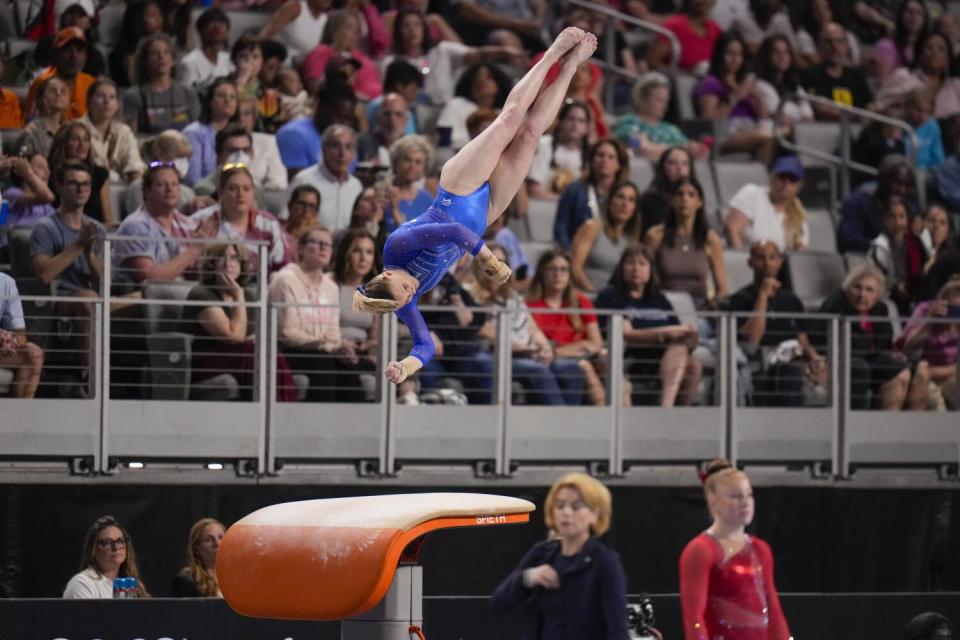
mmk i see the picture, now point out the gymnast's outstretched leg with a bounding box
[437,27,590,202]
[485,33,597,222]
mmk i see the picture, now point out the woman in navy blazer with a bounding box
[553,139,630,249]
[490,472,630,640]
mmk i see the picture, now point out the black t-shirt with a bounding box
[728,283,809,348]
[594,286,678,332]
[801,65,874,110]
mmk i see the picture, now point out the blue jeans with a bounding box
[512,357,585,405]
[419,351,494,404]
[422,352,586,405]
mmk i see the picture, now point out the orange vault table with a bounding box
[216,492,535,638]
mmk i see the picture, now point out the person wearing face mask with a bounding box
[125,130,213,216]
[491,472,630,640]
[80,79,146,184]
[680,459,792,640]
[192,125,268,210]
[172,518,226,597]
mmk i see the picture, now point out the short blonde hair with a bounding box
[543,472,612,537]
[842,264,886,297]
[352,274,403,314]
[389,134,434,174]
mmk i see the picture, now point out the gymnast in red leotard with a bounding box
[679,458,793,640]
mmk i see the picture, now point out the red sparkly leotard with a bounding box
[679,532,792,640]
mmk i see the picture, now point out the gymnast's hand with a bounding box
[477,251,513,287]
[385,356,422,384]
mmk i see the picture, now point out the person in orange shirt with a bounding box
[0,53,22,129]
[22,27,95,124]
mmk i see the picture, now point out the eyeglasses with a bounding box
[302,239,332,250]
[96,537,127,550]
[64,180,92,189]
[290,200,320,212]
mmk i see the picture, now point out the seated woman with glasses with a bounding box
[283,185,321,260]
[353,28,599,385]
[63,515,150,599]
[269,225,374,402]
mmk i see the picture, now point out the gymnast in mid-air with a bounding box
[354,27,598,385]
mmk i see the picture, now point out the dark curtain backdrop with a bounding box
[0,484,957,599]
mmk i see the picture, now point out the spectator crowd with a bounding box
[0,0,958,410]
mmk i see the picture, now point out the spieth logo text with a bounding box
[476,514,507,525]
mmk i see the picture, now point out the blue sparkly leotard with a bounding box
[381,182,490,366]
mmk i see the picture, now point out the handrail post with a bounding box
[495,306,510,476]
[256,246,268,475]
[266,305,279,475]
[839,111,851,200]
[608,312,624,476]
[100,239,112,474]
[604,14,616,112]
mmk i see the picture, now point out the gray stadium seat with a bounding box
[414,103,443,137]
[519,241,554,272]
[7,226,35,277]
[723,250,752,294]
[663,289,698,328]
[97,3,126,50]
[109,183,128,223]
[142,282,240,400]
[844,252,867,271]
[675,73,698,121]
[525,198,556,244]
[694,159,719,224]
[794,122,841,166]
[806,209,837,252]
[0,367,13,396]
[629,156,654,190]
[787,251,847,310]
[714,161,769,208]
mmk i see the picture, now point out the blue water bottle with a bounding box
[113,576,125,599]
[126,576,138,598]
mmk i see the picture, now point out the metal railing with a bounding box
[773,92,920,200]
[1,233,957,478]
[561,0,681,111]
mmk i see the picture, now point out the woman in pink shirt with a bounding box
[269,224,374,402]
[301,9,383,100]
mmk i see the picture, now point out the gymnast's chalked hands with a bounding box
[385,356,422,384]
[479,253,513,287]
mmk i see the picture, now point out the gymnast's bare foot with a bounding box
[546,27,585,61]
[568,32,598,66]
